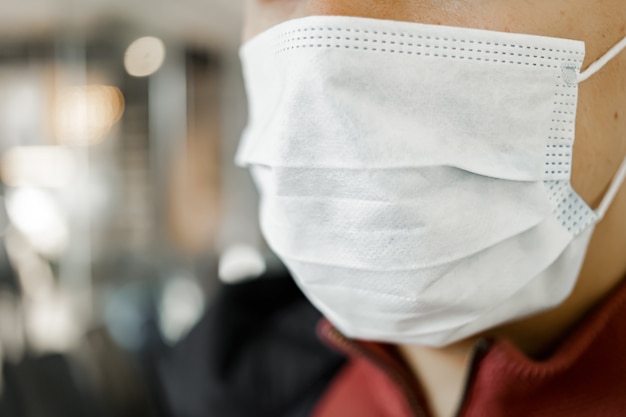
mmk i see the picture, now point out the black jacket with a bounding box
[158,267,346,417]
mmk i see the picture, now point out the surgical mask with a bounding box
[236,15,626,346]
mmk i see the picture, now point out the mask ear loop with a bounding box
[595,157,626,220]
[578,36,626,83]
[577,36,626,220]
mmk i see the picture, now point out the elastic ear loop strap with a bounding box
[596,157,626,220]
[578,36,626,83]
[576,36,626,220]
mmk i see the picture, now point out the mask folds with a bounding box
[237,16,626,346]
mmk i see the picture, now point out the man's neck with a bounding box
[398,339,478,417]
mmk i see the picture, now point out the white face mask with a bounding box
[236,15,626,347]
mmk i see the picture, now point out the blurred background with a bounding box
[0,1,273,416]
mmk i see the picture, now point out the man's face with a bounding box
[242,0,626,210]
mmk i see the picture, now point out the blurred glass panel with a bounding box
[0,2,259,416]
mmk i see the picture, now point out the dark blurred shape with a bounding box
[79,327,161,417]
[0,240,19,295]
[0,354,107,417]
[0,40,55,64]
[158,265,347,417]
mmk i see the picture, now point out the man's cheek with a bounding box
[243,0,303,42]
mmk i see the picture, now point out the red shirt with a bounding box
[313,278,626,417]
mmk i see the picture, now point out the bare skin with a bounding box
[243,2,626,416]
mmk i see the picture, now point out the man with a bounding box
[161,2,626,416]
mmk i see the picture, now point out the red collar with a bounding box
[315,276,626,417]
